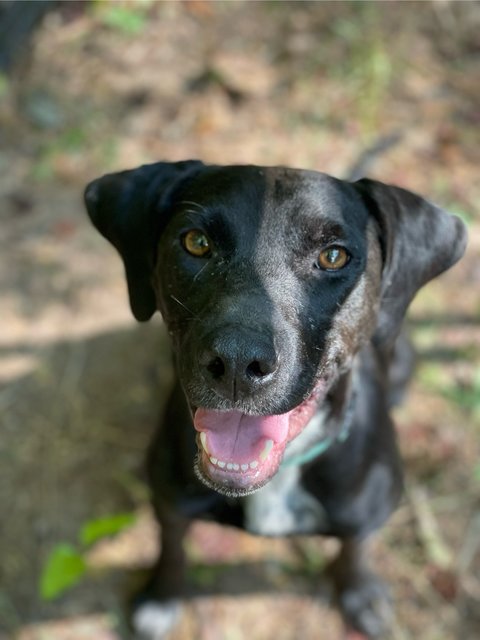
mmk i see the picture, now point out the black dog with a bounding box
[84,162,467,638]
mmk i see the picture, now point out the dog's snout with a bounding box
[199,328,279,398]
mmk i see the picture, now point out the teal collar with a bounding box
[281,399,354,468]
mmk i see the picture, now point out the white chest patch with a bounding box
[243,410,329,536]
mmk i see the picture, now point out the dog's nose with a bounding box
[199,329,279,398]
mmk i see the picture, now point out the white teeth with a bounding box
[200,432,209,454]
[207,458,261,472]
[259,439,274,461]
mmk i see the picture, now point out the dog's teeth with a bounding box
[200,432,209,454]
[259,439,274,461]
[209,458,259,472]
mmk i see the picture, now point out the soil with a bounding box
[0,2,479,639]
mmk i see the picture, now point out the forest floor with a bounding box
[0,2,479,639]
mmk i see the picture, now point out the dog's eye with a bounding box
[316,246,350,271]
[182,230,211,257]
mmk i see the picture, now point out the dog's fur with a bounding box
[85,162,467,638]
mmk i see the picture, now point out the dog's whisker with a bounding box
[170,294,196,317]
[193,262,209,282]
[184,209,203,217]
[180,200,208,213]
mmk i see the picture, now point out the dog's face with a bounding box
[155,166,382,394]
[85,161,467,496]
[153,167,383,494]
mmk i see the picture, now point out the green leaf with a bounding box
[40,544,86,601]
[100,6,147,35]
[80,512,136,547]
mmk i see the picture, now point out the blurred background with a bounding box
[0,1,479,639]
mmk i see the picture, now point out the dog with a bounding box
[84,161,467,638]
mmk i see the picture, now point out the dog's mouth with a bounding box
[193,382,326,496]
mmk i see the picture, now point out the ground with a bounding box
[0,2,479,639]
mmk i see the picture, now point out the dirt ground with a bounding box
[0,2,479,639]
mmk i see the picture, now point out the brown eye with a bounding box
[182,230,211,257]
[317,246,349,271]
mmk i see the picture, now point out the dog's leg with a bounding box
[132,509,189,640]
[327,537,391,638]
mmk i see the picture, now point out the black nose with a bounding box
[199,327,279,399]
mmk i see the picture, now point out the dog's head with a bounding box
[85,161,467,496]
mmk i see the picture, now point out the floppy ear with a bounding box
[354,178,468,345]
[84,160,204,321]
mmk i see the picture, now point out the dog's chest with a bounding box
[243,466,327,535]
[242,411,329,536]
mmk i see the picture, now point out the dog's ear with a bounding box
[355,178,468,345]
[84,160,204,321]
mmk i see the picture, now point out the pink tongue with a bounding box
[194,409,291,463]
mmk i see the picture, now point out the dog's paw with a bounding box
[132,599,182,640]
[337,573,392,639]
